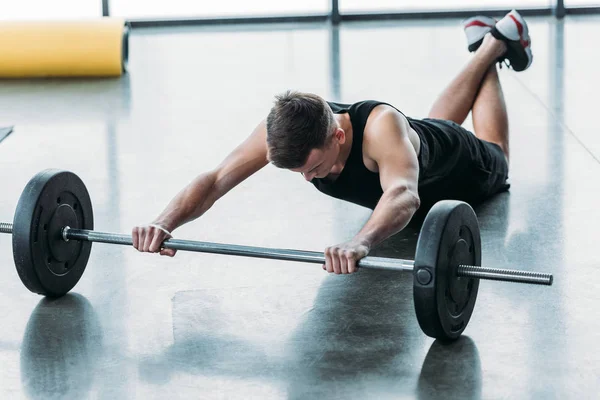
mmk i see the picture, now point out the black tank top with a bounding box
[311,100,466,210]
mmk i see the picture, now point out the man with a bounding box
[132,10,532,275]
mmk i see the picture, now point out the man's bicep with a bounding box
[378,137,419,193]
[369,115,420,194]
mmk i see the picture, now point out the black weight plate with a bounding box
[413,200,481,341]
[13,170,93,297]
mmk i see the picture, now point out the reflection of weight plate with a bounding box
[21,294,102,400]
[417,336,482,398]
[414,200,481,341]
[13,170,93,297]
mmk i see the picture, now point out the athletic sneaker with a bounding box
[462,16,496,52]
[491,9,533,71]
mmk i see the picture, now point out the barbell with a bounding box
[0,169,553,341]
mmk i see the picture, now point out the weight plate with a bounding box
[413,200,481,341]
[13,170,93,297]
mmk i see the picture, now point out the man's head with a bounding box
[266,91,345,181]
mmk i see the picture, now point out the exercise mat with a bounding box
[0,19,129,78]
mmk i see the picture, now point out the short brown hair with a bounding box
[266,91,335,169]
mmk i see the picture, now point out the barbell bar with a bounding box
[0,223,552,285]
[0,169,554,341]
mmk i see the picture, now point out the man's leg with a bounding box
[427,34,507,126]
[471,62,510,160]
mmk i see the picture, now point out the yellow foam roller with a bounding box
[0,18,129,78]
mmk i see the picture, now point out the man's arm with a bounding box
[354,108,421,247]
[324,107,420,273]
[133,120,269,255]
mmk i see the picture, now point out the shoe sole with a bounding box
[468,39,485,53]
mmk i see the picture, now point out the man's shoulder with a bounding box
[365,103,408,132]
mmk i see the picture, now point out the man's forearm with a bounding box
[354,185,420,248]
[153,171,220,232]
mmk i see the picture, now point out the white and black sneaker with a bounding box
[491,9,533,71]
[462,16,496,52]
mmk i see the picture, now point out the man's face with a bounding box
[291,129,344,182]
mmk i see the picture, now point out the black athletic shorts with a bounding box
[415,118,510,210]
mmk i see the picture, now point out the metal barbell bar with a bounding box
[0,222,553,286]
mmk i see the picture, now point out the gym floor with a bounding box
[1,14,599,399]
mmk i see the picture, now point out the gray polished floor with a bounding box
[1,15,599,400]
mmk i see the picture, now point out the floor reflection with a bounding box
[20,294,103,400]
[417,336,482,400]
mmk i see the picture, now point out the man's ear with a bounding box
[335,128,346,145]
